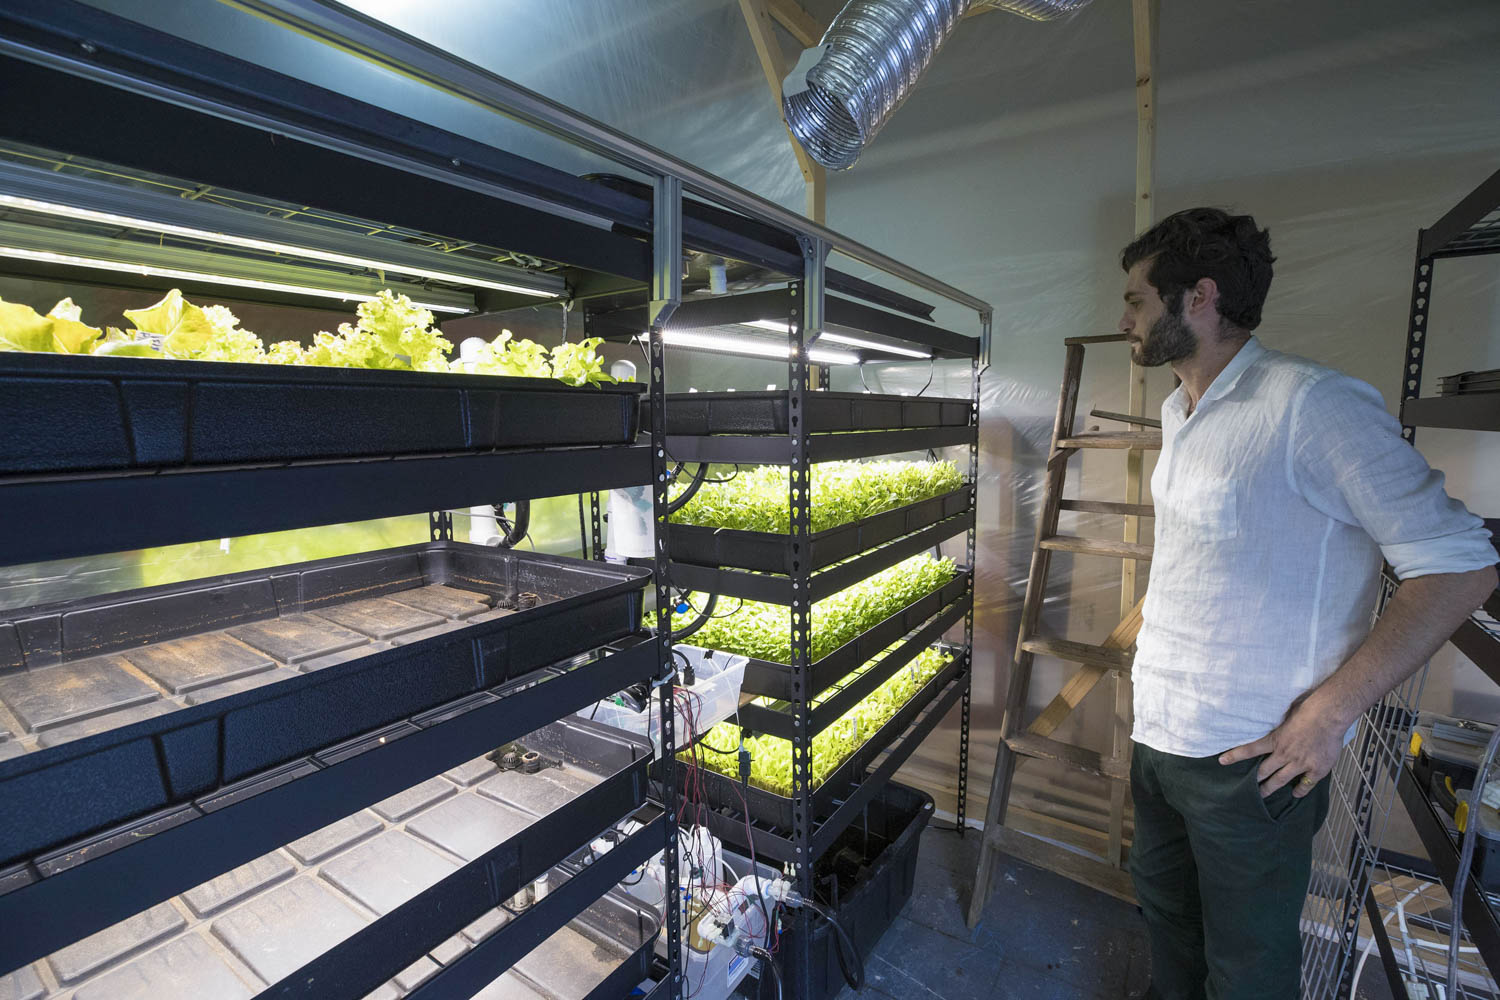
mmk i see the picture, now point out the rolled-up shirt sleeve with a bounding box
[1287,372,1496,580]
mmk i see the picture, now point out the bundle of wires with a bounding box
[673,684,782,999]
[674,665,863,997]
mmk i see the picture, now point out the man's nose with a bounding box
[1118,312,1132,334]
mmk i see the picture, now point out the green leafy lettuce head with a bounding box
[123,289,218,359]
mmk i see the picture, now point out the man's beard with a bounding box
[1130,305,1198,368]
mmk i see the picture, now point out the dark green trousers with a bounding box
[1129,741,1330,1000]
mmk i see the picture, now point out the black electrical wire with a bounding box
[741,769,774,962]
[702,464,740,484]
[915,356,935,397]
[751,946,782,1000]
[804,899,864,990]
[670,592,719,641]
[681,594,743,620]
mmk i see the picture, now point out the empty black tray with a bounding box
[0,541,650,865]
[0,351,643,477]
[658,390,969,436]
[671,486,972,574]
[1,715,656,991]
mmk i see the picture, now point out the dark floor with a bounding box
[828,827,1401,1000]
[830,827,1151,1000]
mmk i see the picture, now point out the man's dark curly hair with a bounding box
[1121,208,1276,331]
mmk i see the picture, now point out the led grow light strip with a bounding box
[0,246,471,314]
[0,194,558,298]
[740,318,932,358]
[637,330,859,366]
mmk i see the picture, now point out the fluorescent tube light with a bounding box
[637,330,859,366]
[0,246,470,314]
[817,331,931,359]
[0,194,558,298]
[739,319,931,358]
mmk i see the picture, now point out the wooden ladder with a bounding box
[967,334,1161,924]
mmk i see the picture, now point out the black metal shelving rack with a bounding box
[588,245,986,998]
[1364,167,1500,997]
[0,4,680,1000]
[0,2,993,997]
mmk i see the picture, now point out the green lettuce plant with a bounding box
[0,287,618,386]
[671,553,957,664]
[685,645,953,795]
[672,460,963,534]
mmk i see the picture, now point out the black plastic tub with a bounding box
[657,390,969,436]
[736,572,970,701]
[678,655,960,831]
[0,351,643,477]
[0,542,650,865]
[670,486,972,574]
[753,782,934,1000]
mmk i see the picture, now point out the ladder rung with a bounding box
[1058,499,1155,518]
[1040,535,1153,560]
[1056,431,1162,450]
[1005,733,1129,781]
[1021,637,1134,672]
[1090,408,1162,429]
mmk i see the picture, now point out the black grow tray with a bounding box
[733,572,971,701]
[657,390,969,436]
[0,541,650,866]
[671,486,972,574]
[3,714,658,994]
[678,653,961,831]
[0,351,643,477]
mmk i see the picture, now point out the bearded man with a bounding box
[1118,208,1497,999]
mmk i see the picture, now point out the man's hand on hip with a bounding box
[1218,691,1347,799]
[1220,567,1497,798]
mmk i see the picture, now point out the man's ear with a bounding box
[1188,277,1220,322]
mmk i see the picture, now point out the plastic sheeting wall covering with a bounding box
[51,0,1500,842]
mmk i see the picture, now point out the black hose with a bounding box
[751,946,782,1000]
[669,592,718,641]
[666,462,711,515]
[491,500,530,548]
[806,899,864,990]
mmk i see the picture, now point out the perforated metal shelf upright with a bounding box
[587,238,988,997]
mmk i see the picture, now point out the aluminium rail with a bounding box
[209,0,995,355]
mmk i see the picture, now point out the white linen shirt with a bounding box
[1132,336,1495,758]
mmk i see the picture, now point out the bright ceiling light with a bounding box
[0,194,558,298]
[739,319,931,358]
[637,330,859,366]
[0,246,471,314]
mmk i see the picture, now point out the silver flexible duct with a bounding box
[783,0,1094,170]
[976,0,1096,22]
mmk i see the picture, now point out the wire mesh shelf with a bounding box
[1357,862,1500,999]
[1303,572,1429,998]
[1441,207,1500,258]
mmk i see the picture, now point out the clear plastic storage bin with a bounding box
[581,644,747,758]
